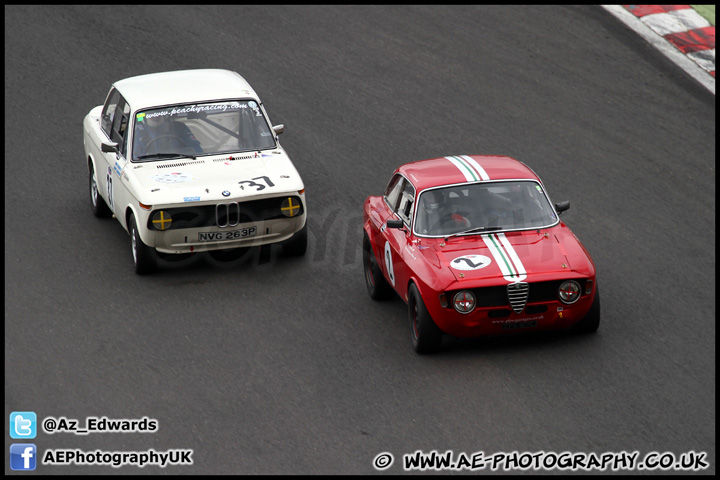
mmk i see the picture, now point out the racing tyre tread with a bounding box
[89,164,112,218]
[129,212,157,275]
[408,283,443,354]
[574,286,601,333]
[282,223,307,257]
[363,233,393,300]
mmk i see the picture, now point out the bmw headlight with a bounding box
[281,197,301,217]
[151,210,172,231]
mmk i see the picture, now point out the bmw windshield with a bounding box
[131,100,276,161]
[413,181,559,237]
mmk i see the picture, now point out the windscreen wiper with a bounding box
[136,152,196,161]
[444,225,502,241]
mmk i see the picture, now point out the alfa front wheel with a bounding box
[408,283,443,353]
[573,286,601,333]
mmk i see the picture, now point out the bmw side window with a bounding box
[110,98,130,155]
[101,89,120,136]
[120,127,130,157]
[118,101,130,138]
[384,174,405,212]
[118,101,131,156]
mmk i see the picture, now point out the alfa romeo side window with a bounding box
[101,89,120,136]
[396,181,416,225]
[385,174,412,213]
[384,175,402,210]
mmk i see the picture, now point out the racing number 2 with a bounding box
[384,241,395,286]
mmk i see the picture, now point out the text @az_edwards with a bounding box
[42,416,157,435]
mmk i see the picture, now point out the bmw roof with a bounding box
[113,69,261,110]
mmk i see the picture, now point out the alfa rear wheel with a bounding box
[363,233,393,300]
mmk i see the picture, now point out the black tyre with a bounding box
[208,247,249,262]
[408,283,443,354]
[89,163,112,218]
[573,286,601,333]
[282,222,307,257]
[363,233,393,300]
[156,251,193,262]
[129,212,157,274]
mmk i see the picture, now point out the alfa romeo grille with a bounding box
[507,282,529,314]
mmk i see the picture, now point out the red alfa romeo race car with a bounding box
[362,155,600,353]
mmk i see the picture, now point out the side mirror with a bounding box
[272,124,285,135]
[555,201,570,214]
[386,219,404,229]
[101,141,119,153]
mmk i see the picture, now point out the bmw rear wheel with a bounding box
[89,163,112,218]
[129,212,157,275]
[408,283,443,353]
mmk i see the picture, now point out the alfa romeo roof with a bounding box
[399,155,542,191]
[113,69,260,110]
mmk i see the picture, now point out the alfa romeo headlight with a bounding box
[558,280,581,304]
[452,290,476,314]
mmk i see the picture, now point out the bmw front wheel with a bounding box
[281,222,308,257]
[129,212,157,275]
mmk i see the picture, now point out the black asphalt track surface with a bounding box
[5,5,714,474]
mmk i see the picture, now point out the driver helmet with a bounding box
[422,190,441,213]
[144,112,166,129]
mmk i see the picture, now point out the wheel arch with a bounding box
[125,204,142,236]
[407,274,451,335]
[87,154,104,180]
[407,275,429,305]
[363,222,384,267]
[406,264,444,304]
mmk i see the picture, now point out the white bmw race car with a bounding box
[83,69,307,274]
